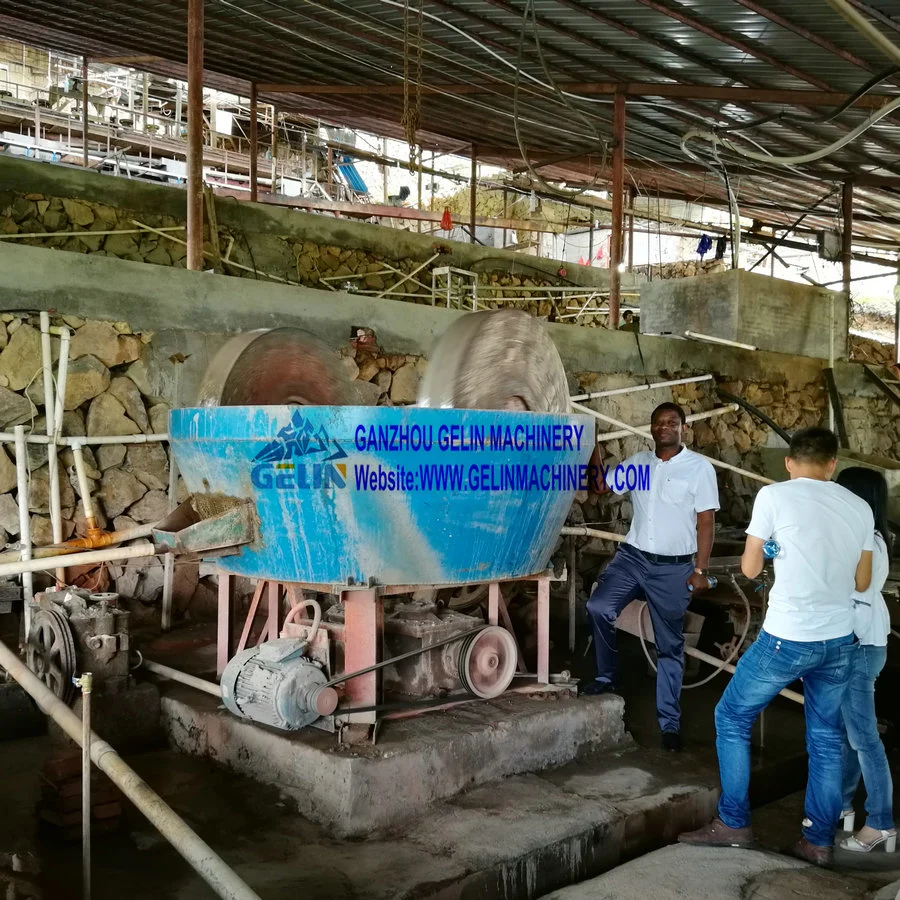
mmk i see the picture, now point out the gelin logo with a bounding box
[251,410,348,490]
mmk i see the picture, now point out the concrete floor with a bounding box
[0,631,822,899]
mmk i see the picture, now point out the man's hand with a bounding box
[686,571,710,594]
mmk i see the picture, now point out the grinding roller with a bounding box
[417,309,570,413]
[196,327,353,407]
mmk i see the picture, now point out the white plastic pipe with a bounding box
[570,401,775,485]
[596,404,739,441]
[684,331,758,351]
[160,449,178,631]
[13,426,33,628]
[0,542,156,577]
[570,374,713,402]
[40,312,64,560]
[141,659,221,697]
[0,523,156,564]
[0,638,261,900]
[54,327,70,442]
[70,443,96,523]
[0,432,169,446]
[826,0,900,68]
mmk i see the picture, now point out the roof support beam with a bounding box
[256,81,898,109]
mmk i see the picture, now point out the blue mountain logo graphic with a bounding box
[253,410,348,463]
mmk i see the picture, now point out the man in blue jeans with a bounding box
[679,427,874,866]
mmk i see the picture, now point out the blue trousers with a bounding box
[585,543,693,733]
[715,630,856,847]
[841,644,894,831]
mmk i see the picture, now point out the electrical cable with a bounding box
[682,93,900,168]
[714,67,900,135]
[512,0,607,200]
[637,574,752,689]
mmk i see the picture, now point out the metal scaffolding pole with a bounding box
[609,92,626,330]
[187,0,204,271]
[249,82,258,202]
[81,57,89,168]
[470,144,477,244]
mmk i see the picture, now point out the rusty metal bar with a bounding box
[609,92,625,330]
[248,82,258,203]
[187,0,204,271]
[253,80,895,108]
[470,144,477,244]
[842,180,854,360]
[843,181,854,298]
[81,57,88,168]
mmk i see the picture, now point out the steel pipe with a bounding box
[0,639,261,900]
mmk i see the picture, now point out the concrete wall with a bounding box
[640,269,848,361]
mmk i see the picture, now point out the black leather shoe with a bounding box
[662,731,682,752]
[578,680,618,697]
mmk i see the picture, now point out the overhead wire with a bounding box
[512,0,608,201]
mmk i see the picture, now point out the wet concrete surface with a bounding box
[0,624,829,898]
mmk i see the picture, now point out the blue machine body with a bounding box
[169,406,594,586]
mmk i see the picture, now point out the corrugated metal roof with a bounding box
[2,0,900,242]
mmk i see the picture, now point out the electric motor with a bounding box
[220,639,338,731]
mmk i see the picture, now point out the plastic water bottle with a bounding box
[763,540,781,560]
[689,575,718,592]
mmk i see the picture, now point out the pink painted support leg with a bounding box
[488,582,499,626]
[341,588,383,725]
[237,581,266,654]
[217,572,233,677]
[537,576,550,685]
[268,581,281,641]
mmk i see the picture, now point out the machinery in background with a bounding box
[27,590,130,703]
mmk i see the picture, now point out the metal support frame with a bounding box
[842,181,854,325]
[469,143,477,244]
[81,57,89,168]
[431,265,479,310]
[216,572,232,677]
[186,0,204,271]
[609,93,626,330]
[342,587,383,726]
[823,368,850,449]
[215,571,556,733]
[863,364,900,410]
[248,82,258,203]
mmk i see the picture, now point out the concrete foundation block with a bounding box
[159,686,630,838]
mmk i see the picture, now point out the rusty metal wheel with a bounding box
[196,327,352,407]
[26,607,77,704]
[458,625,518,699]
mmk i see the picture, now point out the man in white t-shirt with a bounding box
[680,427,873,867]
[583,402,720,753]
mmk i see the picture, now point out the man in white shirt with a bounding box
[583,402,720,752]
[679,427,874,867]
